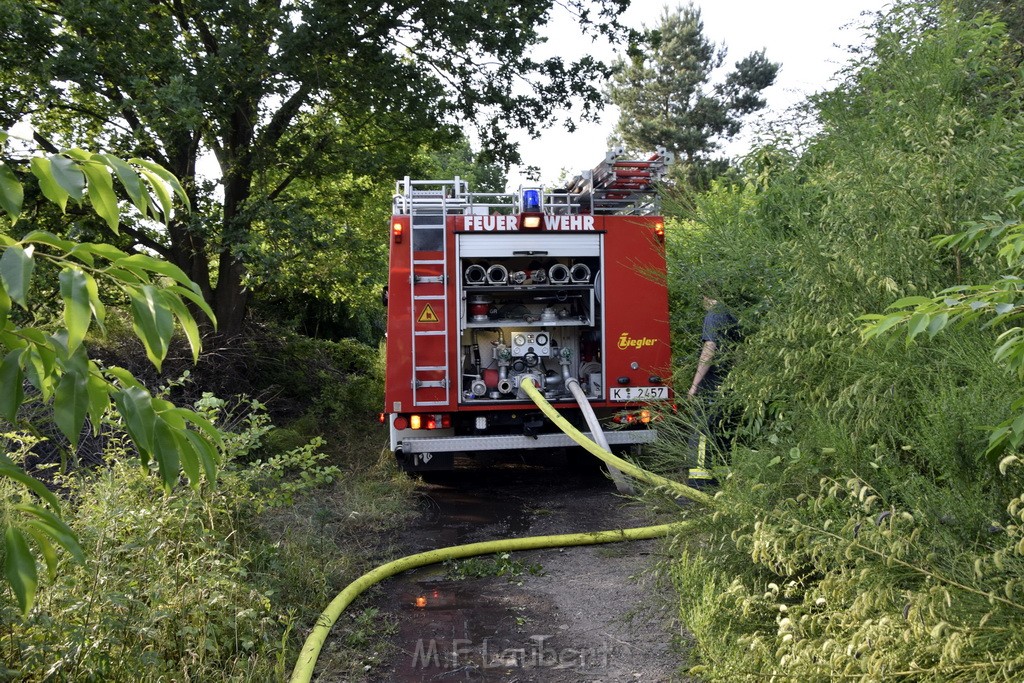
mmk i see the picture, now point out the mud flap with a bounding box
[398,449,455,471]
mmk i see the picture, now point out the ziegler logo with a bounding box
[617,333,658,350]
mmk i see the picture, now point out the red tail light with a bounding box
[405,414,450,430]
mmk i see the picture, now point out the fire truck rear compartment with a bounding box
[384,148,673,471]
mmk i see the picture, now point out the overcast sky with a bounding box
[507,0,892,187]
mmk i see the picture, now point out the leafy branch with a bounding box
[0,130,220,615]
[861,186,1024,461]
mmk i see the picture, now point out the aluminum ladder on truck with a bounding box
[564,146,674,215]
[405,178,465,408]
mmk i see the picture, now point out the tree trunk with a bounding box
[213,253,249,338]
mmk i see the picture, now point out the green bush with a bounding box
[656,3,1024,679]
[0,390,414,681]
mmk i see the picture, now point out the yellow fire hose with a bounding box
[289,377,713,683]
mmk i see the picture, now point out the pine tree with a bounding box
[608,4,778,184]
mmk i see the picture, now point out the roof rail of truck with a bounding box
[392,148,674,217]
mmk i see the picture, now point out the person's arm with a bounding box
[688,340,717,397]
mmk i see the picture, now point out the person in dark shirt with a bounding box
[687,289,738,479]
[688,294,737,398]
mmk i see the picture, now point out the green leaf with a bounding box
[1012,412,1024,438]
[66,244,95,267]
[48,155,86,202]
[23,527,57,581]
[130,158,190,212]
[927,312,949,339]
[105,365,146,391]
[161,289,202,362]
[86,368,110,433]
[0,244,35,308]
[137,167,173,224]
[152,418,181,489]
[30,157,69,211]
[0,348,25,421]
[80,160,119,232]
[104,267,145,286]
[129,285,174,371]
[59,268,92,352]
[174,429,201,487]
[17,503,84,563]
[21,230,74,252]
[98,154,148,216]
[863,313,907,339]
[0,161,23,223]
[165,284,217,325]
[4,527,38,615]
[80,242,128,263]
[22,344,56,402]
[83,271,106,335]
[887,296,933,310]
[0,454,61,510]
[151,397,184,427]
[116,253,193,289]
[113,386,157,461]
[907,312,930,343]
[175,408,224,450]
[184,429,220,481]
[54,367,89,448]
[0,283,9,327]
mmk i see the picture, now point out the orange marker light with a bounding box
[393,221,404,243]
[415,596,427,608]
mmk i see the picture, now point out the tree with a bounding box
[0,0,635,336]
[246,134,506,342]
[608,4,778,184]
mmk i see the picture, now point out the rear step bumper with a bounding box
[401,429,656,454]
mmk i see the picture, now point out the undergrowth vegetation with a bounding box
[0,329,412,680]
[655,2,1024,679]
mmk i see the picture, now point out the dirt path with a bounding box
[352,459,690,682]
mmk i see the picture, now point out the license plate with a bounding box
[609,386,669,401]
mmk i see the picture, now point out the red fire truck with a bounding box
[383,148,674,471]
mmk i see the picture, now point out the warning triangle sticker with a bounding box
[417,304,440,323]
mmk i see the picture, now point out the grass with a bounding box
[0,382,417,682]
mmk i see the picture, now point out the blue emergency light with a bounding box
[522,189,541,212]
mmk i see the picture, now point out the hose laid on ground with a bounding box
[289,521,692,682]
[289,376,713,683]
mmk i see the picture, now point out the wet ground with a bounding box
[352,455,688,682]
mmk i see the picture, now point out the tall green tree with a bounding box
[608,3,778,184]
[249,134,504,342]
[0,0,634,336]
